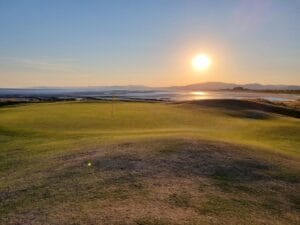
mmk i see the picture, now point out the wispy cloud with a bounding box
[0,56,77,73]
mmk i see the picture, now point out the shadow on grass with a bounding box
[225,110,273,120]
[93,146,279,184]
[189,99,300,118]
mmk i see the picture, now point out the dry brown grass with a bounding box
[1,138,299,225]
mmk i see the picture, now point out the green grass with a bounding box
[0,101,299,224]
[0,101,299,154]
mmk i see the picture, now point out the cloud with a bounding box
[0,56,77,73]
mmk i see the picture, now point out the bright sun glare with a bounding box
[192,54,211,71]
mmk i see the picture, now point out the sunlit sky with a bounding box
[0,0,299,87]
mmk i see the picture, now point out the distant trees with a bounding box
[232,87,247,91]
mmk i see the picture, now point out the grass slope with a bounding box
[0,100,299,224]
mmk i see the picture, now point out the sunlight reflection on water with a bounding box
[73,90,299,102]
[174,91,299,102]
[191,91,207,96]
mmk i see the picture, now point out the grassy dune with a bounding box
[0,101,299,224]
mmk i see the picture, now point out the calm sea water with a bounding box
[1,89,299,101]
[87,90,300,102]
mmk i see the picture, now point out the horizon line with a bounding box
[1,81,300,89]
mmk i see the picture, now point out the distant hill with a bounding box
[167,82,300,91]
[0,82,299,97]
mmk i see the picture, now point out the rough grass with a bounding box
[0,100,299,224]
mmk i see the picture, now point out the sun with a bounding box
[191,54,211,71]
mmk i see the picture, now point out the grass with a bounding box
[0,100,299,224]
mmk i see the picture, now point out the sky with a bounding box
[0,0,299,87]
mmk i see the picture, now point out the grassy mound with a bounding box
[0,101,299,224]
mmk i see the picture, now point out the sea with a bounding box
[94,90,299,101]
[0,89,299,102]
